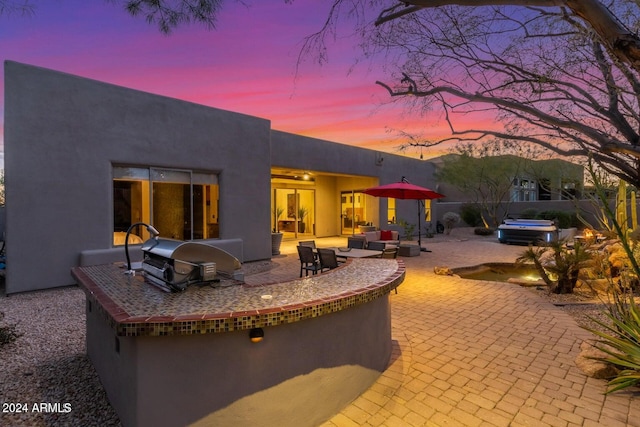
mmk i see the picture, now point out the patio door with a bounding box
[341,190,366,235]
[272,188,315,239]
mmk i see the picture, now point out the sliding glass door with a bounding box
[272,188,315,239]
[341,190,366,235]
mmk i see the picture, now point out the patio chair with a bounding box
[381,247,399,259]
[299,240,318,260]
[347,237,365,249]
[366,241,386,252]
[317,248,339,272]
[297,245,320,277]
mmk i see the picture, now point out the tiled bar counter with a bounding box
[71,258,405,427]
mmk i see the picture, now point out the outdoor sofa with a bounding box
[352,230,400,249]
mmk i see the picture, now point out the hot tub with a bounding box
[497,219,558,245]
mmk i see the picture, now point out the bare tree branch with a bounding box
[379,0,640,76]
[107,0,224,34]
[368,2,640,186]
[0,0,34,16]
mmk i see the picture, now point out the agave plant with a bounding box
[586,290,640,393]
[583,160,640,393]
[517,245,554,287]
[517,240,592,294]
[272,206,284,233]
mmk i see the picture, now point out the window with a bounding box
[113,166,219,245]
[561,180,579,199]
[387,198,396,224]
[424,199,432,222]
[511,177,537,202]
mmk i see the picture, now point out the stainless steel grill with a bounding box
[140,238,240,292]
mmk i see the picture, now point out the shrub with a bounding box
[398,219,416,241]
[474,227,494,236]
[519,208,538,219]
[536,210,577,229]
[583,163,640,393]
[586,290,640,393]
[460,203,483,227]
[516,240,592,294]
[442,212,461,235]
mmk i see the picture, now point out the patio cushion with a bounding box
[363,231,379,242]
[380,230,394,240]
[359,230,400,248]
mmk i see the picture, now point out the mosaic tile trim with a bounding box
[72,259,405,337]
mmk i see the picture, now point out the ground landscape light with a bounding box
[249,328,264,343]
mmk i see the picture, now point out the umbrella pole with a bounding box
[417,200,422,252]
[418,200,431,253]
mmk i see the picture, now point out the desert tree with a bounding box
[120,0,640,189]
[437,142,524,228]
[0,1,227,33]
[107,0,226,34]
[435,140,543,227]
[374,1,640,79]
[0,0,33,16]
[367,1,640,189]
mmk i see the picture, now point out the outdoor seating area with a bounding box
[296,238,404,276]
[342,231,430,257]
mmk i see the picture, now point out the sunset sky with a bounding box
[0,0,466,169]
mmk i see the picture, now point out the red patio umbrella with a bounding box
[363,177,445,253]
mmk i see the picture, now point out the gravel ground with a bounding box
[0,285,121,427]
[0,250,630,426]
[0,261,277,427]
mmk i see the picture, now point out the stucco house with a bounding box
[424,153,585,226]
[429,154,584,204]
[3,61,438,294]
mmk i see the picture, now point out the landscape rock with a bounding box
[575,340,620,379]
[434,266,454,276]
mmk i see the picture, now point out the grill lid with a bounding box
[141,238,241,274]
[140,238,242,292]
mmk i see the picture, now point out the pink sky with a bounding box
[0,0,483,168]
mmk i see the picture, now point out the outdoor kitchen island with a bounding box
[71,258,405,427]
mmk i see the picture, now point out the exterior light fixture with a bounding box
[249,328,264,343]
[124,222,160,275]
[303,172,310,180]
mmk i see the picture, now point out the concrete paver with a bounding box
[264,230,638,426]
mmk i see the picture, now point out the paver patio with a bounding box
[261,231,639,427]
